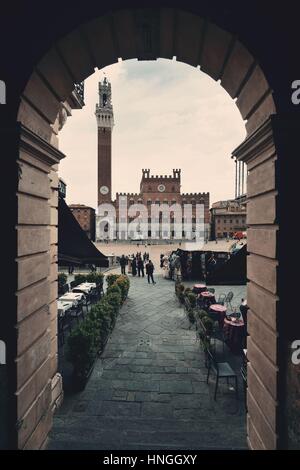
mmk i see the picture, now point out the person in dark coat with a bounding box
[146,260,156,284]
[160,254,164,268]
[131,257,137,276]
[119,255,127,275]
[137,256,144,277]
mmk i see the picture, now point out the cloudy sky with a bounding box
[58,58,246,208]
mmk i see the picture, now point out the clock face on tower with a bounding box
[158,184,166,193]
[100,185,109,195]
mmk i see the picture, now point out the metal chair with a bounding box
[206,348,239,400]
[195,317,212,367]
[58,312,72,346]
[217,293,226,305]
[63,283,69,294]
[240,350,248,411]
[225,291,234,310]
[69,304,84,324]
[70,280,77,290]
[90,287,99,304]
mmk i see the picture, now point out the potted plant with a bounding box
[74,273,87,286]
[105,291,122,318]
[58,273,67,295]
[115,275,130,302]
[201,316,214,336]
[67,324,97,391]
[86,272,104,286]
[175,283,185,298]
[106,274,120,288]
[187,292,197,308]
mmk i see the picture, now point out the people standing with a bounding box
[160,254,164,268]
[137,256,145,277]
[131,257,137,276]
[127,256,132,274]
[146,260,156,284]
[119,254,127,275]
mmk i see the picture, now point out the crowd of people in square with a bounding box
[118,252,156,284]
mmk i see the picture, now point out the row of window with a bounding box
[217,218,246,224]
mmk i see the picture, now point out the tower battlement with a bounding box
[141,168,181,181]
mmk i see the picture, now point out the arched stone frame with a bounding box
[12,8,283,450]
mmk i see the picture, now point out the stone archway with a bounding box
[13,8,282,450]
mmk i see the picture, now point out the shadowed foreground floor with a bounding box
[48,275,247,450]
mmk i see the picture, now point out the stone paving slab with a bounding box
[48,275,247,450]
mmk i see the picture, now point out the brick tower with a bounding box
[95,76,114,207]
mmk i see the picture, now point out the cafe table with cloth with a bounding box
[193,283,207,294]
[223,316,245,355]
[208,303,227,326]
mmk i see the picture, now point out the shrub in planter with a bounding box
[178,291,185,304]
[115,275,130,303]
[106,292,122,317]
[101,298,117,324]
[187,292,197,308]
[74,274,87,286]
[194,309,208,322]
[106,274,120,288]
[67,325,97,389]
[187,309,195,324]
[58,273,67,289]
[106,283,122,297]
[86,272,104,286]
[90,302,111,335]
[175,283,185,297]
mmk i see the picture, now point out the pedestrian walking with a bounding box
[119,254,127,275]
[137,256,145,277]
[146,260,156,284]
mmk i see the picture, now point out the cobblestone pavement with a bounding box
[48,275,247,450]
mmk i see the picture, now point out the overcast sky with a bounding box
[58,58,246,208]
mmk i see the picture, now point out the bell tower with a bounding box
[95,76,114,206]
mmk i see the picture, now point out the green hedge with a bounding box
[73,272,104,287]
[67,274,129,379]
[58,273,67,290]
[74,274,87,286]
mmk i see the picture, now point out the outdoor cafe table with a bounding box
[193,283,206,294]
[200,291,216,308]
[59,292,85,303]
[223,317,245,355]
[57,300,73,317]
[209,304,227,326]
[72,283,96,294]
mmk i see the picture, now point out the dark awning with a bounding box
[58,196,108,267]
[206,244,247,285]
